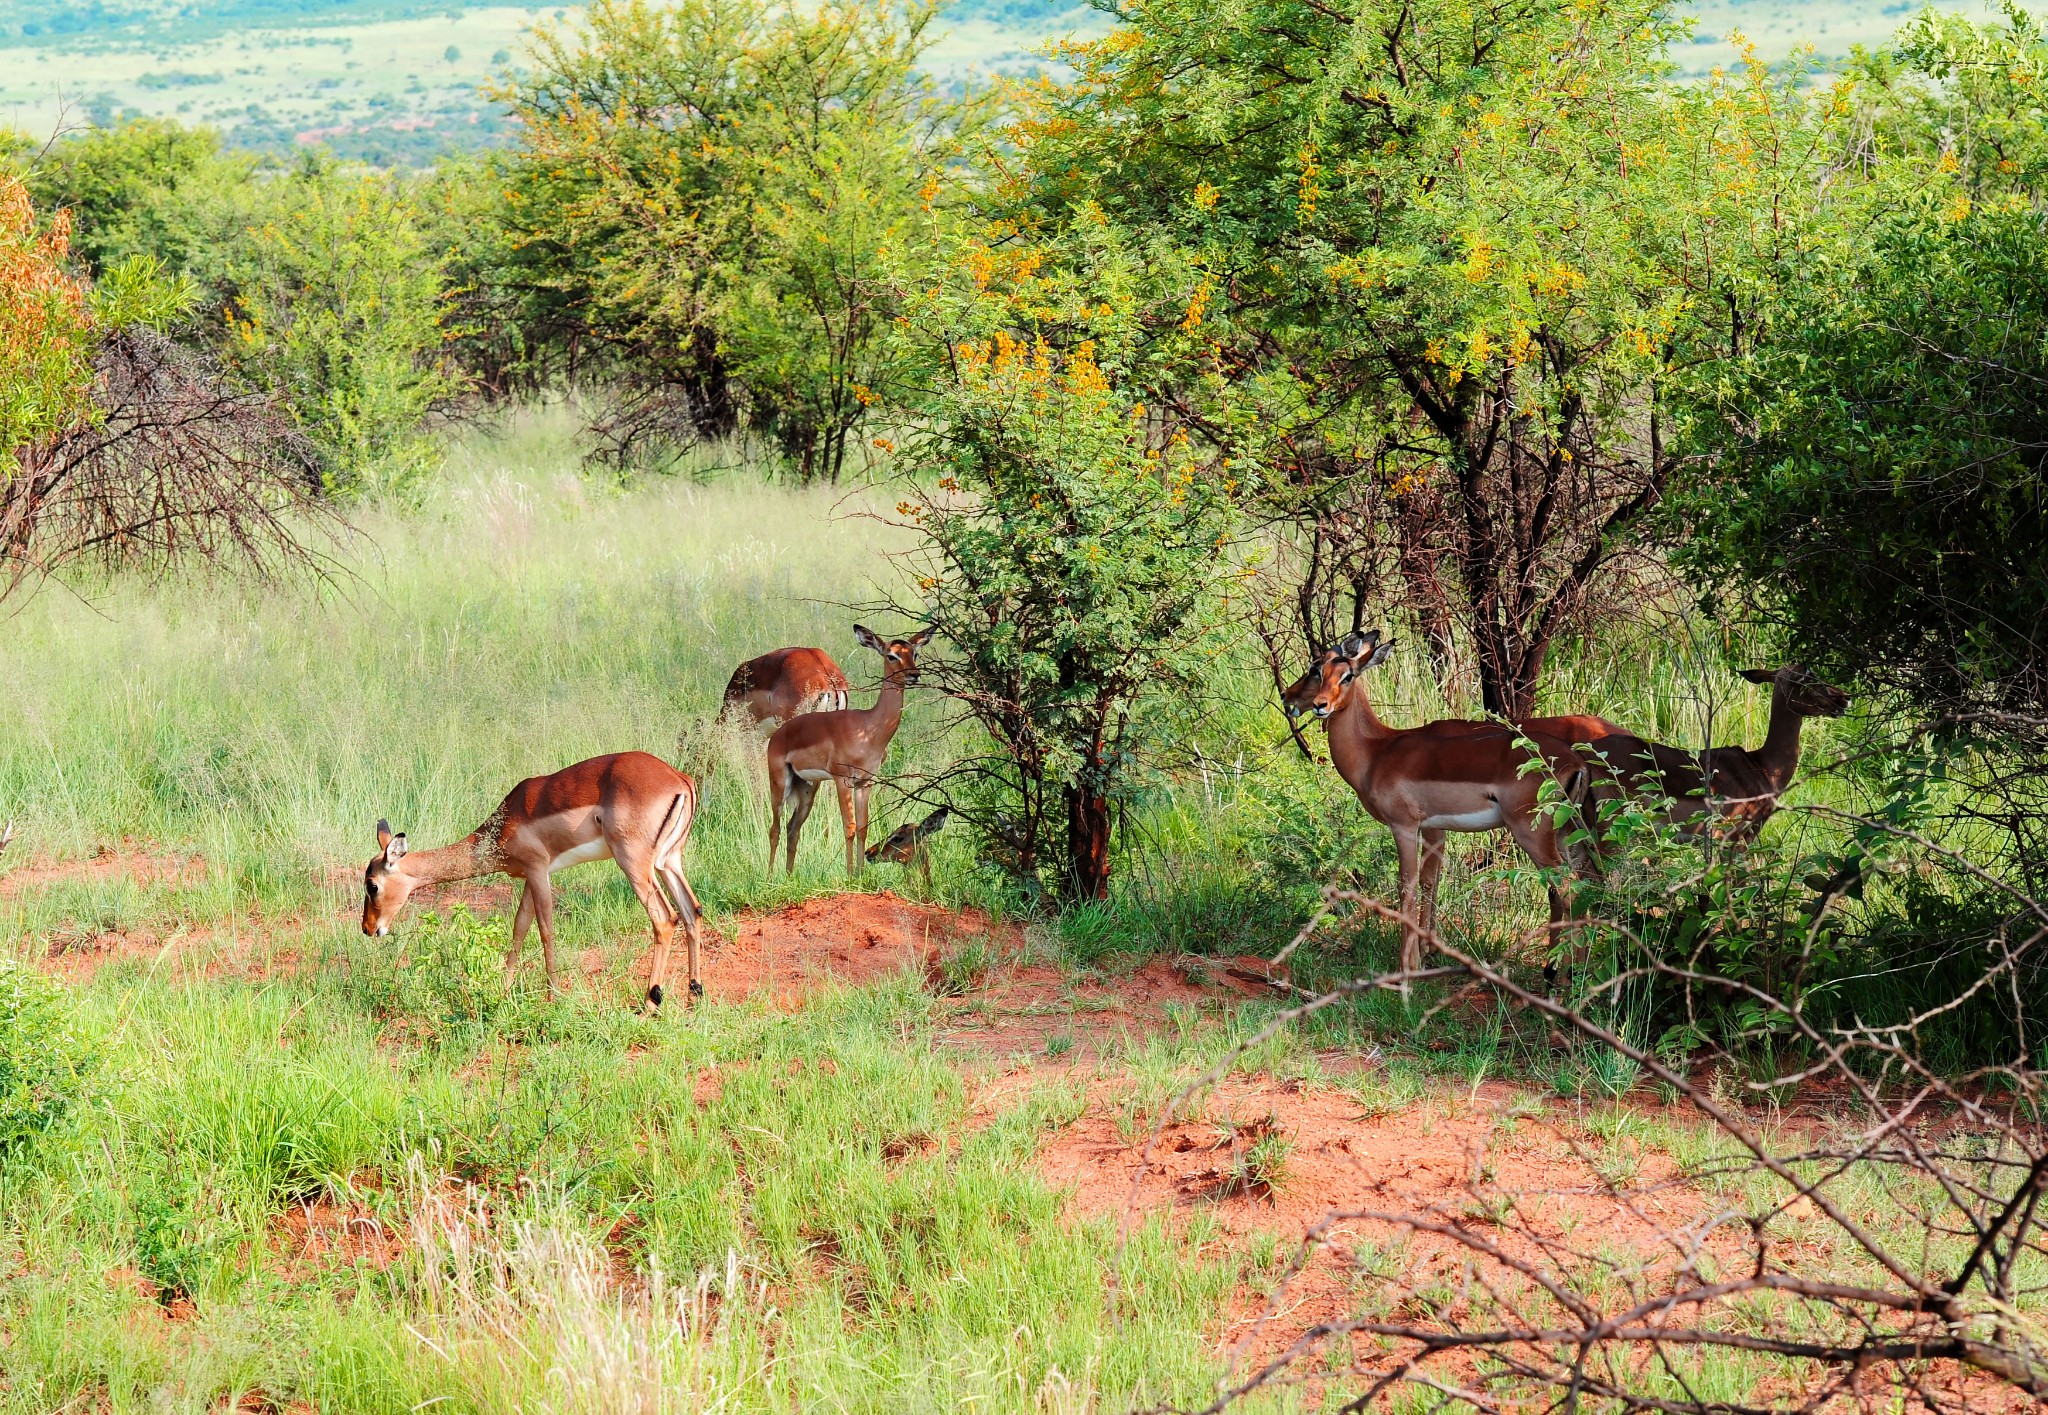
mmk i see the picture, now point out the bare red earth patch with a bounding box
[272,1198,408,1278]
[633,890,1017,1007]
[1036,1077,1715,1373]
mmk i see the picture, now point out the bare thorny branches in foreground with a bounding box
[1,328,337,605]
[1140,887,2048,1414]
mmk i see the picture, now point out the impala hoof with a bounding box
[646,983,663,1010]
[688,978,704,1001]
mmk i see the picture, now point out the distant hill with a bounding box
[0,0,1993,168]
[7,0,1095,47]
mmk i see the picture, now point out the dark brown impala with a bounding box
[1290,631,1593,975]
[722,647,850,726]
[1578,664,1850,844]
[766,624,934,876]
[362,751,706,1011]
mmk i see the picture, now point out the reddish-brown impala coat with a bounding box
[1289,632,1593,976]
[723,647,850,726]
[1578,665,1850,844]
[766,625,934,877]
[362,751,706,1010]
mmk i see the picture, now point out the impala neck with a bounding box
[854,665,911,749]
[399,832,495,886]
[1325,678,1397,781]
[1751,689,1807,791]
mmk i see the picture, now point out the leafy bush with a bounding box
[0,954,96,1159]
[214,158,458,497]
[365,904,509,1043]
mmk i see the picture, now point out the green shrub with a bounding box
[0,956,95,1159]
[387,904,508,1040]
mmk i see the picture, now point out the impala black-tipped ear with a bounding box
[1737,668,1778,685]
[384,832,408,866]
[1336,629,1375,660]
[376,818,393,851]
[853,624,884,652]
[908,625,937,648]
[1360,638,1397,671]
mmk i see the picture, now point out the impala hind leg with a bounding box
[766,760,787,873]
[1504,810,1580,992]
[607,834,676,1013]
[784,777,819,876]
[657,857,705,1003]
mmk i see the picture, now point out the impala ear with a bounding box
[853,624,884,652]
[384,832,408,866]
[376,818,393,851]
[1361,638,1397,671]
[907,625,937,648]
[1336,629,1375,660]
[1737,668,1778,685]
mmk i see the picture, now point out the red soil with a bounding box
[272,1197,408,1278]
[0,842,203,898]
[1035,1075,1717,1372]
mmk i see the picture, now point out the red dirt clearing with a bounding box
[1037,1077,1722,1371]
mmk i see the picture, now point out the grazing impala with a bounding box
[1290,631,1590,975]
[1578,665,1850,845]
[767,624,934,876]
[723,647,850,726]
[362,751,706,1011]
[865,805,950,888]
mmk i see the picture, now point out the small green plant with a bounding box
[392,904,508,1038]
[1045,1032,1075,1059]
[0,954,96,1160]
[1224,1115,1291,1197]
[931,934,996,998]
[130,1180,221,1305]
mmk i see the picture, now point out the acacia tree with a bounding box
[497,0,979,479]
[1001,0,1818,717]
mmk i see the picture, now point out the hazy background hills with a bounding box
[0,0,1985,166]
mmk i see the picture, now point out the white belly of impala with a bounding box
[550,838,613,872]
[1420,805,1506,831]
[795,767,834,783]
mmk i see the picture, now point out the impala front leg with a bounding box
[506,878,537,987]
[835,775,859,875]
[852,782,872,873]
[1391,825,1424,979]
[526,872,561,999]
[1416,828,1447,943]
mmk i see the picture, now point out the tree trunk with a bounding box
[1062,779,1112,902]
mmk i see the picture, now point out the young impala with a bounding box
[722,647,850,726]
[1290,631,1591,976]
[362,751,705,1011]
[1578,665,1850,846]
[766,624,933,876]
[865,805,950,889]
